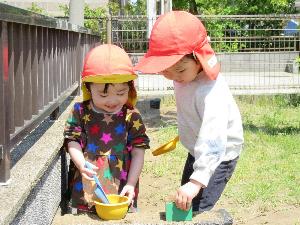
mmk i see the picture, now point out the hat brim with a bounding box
[82,74,137,83]
[134,42,220,80]
[134,54,185,74]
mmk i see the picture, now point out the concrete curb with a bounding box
[0,96,76,225]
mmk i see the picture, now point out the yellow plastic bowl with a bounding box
[94,194,130,220]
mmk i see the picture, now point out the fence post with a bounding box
[147,0,156,39]
[106,14,112,44]
[74,32,82,96]
[0,21,11,184]
[69,0,84,27]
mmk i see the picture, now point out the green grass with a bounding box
[143,126,187,178]
[145,95,300,210]
[225,95,300,208]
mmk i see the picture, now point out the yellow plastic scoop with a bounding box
[152,136,179,156]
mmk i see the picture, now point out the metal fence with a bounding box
[0,3,100,183]
[97,14,300,95]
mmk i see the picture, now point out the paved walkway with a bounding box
[137,72,300,95]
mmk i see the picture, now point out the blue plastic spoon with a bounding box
[85,161,110,204]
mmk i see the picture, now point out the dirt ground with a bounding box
[52,102,300,225]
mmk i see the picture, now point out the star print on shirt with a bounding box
[120,170,127,180]
[74,181,83,192]
[103,168,112,180]
[109,155,117,162]
[74,103,83,114]
[117,110,124,117]
[90,124,100,135]
[126,112,132,121]
[100,133,112,144]
[102,149,111,156]
[132,119,142,130]
[71,131,81,137]
[82,114,91,124]
[102,114,113,125]
[67,116,77,125]
[127,145,133,152]
[87,143,99,154]
[74,126,82,132]
[78,204,89,210]
[115,124,125,135]
[115,159,123,170]
[113,143,124,153]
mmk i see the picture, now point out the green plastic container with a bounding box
[165,202,193,222]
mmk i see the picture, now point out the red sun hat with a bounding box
[134,11,220,80]
[81,44,137,106]
[82,44,137,83]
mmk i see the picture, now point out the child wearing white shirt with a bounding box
[135,11,244,213]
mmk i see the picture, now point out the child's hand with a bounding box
[120,184,135,203]
[175,180,203,211]
[79,163,98,181]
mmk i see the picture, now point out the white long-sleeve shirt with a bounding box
[174,72,244,187]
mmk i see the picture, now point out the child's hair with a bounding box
[85,81,135,94]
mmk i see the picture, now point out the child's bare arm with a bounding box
[68,141,97,180]
[120,147,145,201]
[127,147,145,186]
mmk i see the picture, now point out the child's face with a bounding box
[161,56,202,83]
[90,83,129,113]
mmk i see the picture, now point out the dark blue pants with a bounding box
[181,153,238,212]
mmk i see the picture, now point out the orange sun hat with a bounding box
[82,44,137,106]
[134,11,220,80]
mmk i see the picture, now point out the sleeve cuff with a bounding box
[189,168,213,187]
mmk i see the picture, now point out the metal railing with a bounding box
[97,14,300,95]
[0,3,100,183]
[98,14,300,53]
